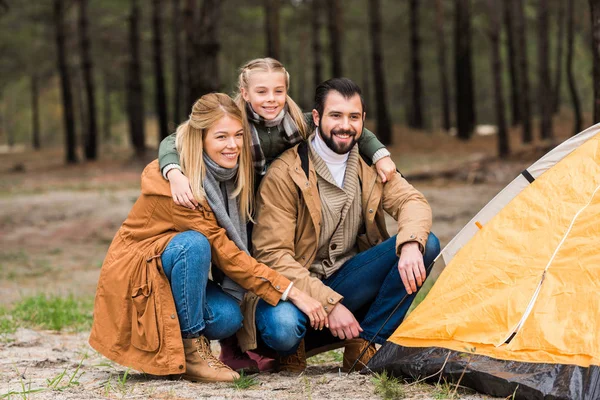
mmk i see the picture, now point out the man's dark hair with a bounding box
[314,77,366,117]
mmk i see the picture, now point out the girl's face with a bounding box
[203,115,244,169]
[241,71,287,120]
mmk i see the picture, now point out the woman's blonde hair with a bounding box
[175,93,254,221]
[234,57,308,139]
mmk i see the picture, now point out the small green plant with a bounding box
[302,376,312,400]
[46,355,86,391]
[231,370,259,390]
[433,380,455,399]
[0,307,17,340]
[307,349,343,365]
[372,370,405,400]
[11,294,93,331]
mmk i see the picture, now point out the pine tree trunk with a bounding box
[568,0,582,134]
[537,0,553,140]
[103,75,111,141]
[368,0,392,144]
[172,0,183,123]
[311,0,322,87]
[327,0,343,77]
[435,0,451,132]
[265,0,280,60]
[185,0,222,107]
[79,0,98,160]
[152,0,169,140]
[590,0,600,122]
[454,0,476,140]
[53,0,77,163]
[408,0,424,129]
[31,73,41,150]
[126,0,146,157]
[488,0,509,157]
[514,0,532,143]
[503,0,521,126]
[553,0,565,114]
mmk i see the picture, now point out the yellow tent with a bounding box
[368,125,600,399]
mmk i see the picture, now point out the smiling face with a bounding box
[203,115,244,169]
[241,71,287,120]
[312,91,365,155]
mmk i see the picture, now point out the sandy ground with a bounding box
[0,148,528,399]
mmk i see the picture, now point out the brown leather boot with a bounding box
[182,336,240,382]
[276,339,307,374]
[342,338,377,373]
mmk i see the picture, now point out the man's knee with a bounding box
[258,302,306,352]
[424,232,441,266]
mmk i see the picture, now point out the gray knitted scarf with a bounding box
[246,103,303,175]
[203,154,247,302]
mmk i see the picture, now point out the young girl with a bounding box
[89,93,326,383]
[158,57,397,210]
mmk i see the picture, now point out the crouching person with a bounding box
[89,93,326,382]
[238,78,440,373]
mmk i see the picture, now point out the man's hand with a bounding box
[397,241,426,294]
[327,302,362,340]
[167,169,198,210]
[375,156,396,183]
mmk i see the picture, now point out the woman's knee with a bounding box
[203,297,243,340]
[257,302,306,352]
[164,231,211,268]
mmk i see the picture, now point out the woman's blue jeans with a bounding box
[161,231,243,339]
[255,233,441,354]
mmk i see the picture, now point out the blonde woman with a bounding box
[89,93,326,383]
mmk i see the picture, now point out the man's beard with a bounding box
[318,121,360,155]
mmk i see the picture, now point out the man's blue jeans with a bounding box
[255,233,441,354]
[161,231,243,339]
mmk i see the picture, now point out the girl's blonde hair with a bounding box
[234,57,308,139]
[175,93,254,221]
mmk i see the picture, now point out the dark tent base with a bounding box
[366,343,600,400]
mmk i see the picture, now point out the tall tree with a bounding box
[368,0,392,144]
[152,0,169,140]
[103,74,111,141]
[568,0,582,134]
[53,0,77,163]
[537,0,553,140]
[454,0,476,140]
[184,0,222,107]
[172,0,183,124]
[553,0,565,114]
[487,0,509,157]
[408,0,424,129]
[31,73,40,150]
[514,0,532,143]
[435,0,451,132]
[590,0,600,122]
[126,0,146,157]
[326,0,343,77]
[78,0,98,160]
[264,0,280,60]
[503,0,521,126]
[311,0,322,87]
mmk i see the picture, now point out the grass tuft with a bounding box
[372,370,405,400]
[231,370,259,390]
[11,294,93,332]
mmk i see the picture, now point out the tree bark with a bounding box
[503,0,521,126]
[79,0,98,160]
[126,0,146,157]
[31,73,41,150]
[53,0,77,163]
[185,0,222,108]
[152,0,169,140]
[408,0,424,129]
[264,0,280,60]
[103,74,111,141]
[368,0,392,144]
[172,0,183,123]
[514,0,532,143]
[590,0,600,122]
[311,0,322,87]
[552,0,565,114]
[537,0,553,140]
[454,0,476,140]
[487,0,509,157]
[435,0,451,132]
[326,0,343,77]
[567,0,582,134]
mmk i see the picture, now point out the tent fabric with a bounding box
[369,126,600,399]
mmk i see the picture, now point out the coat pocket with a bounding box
[130,277,160,352]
